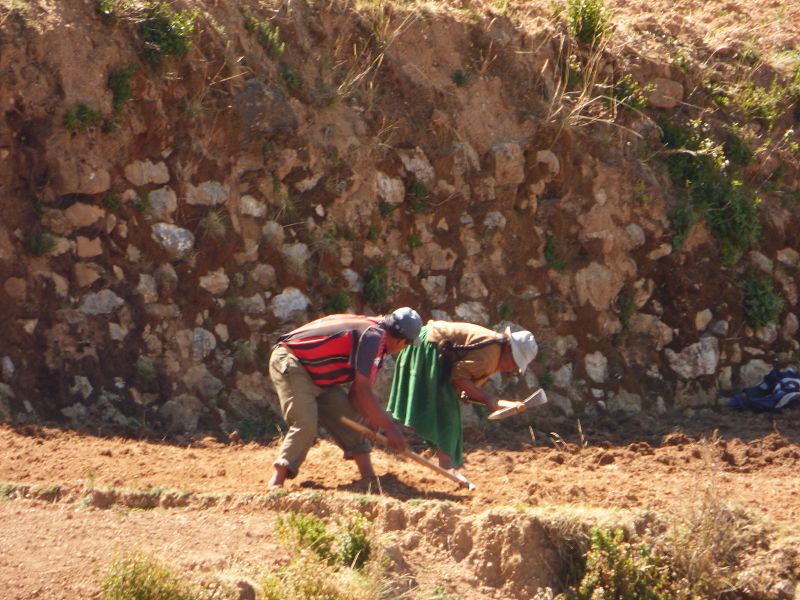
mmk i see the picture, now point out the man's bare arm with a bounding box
[350,372,406,451]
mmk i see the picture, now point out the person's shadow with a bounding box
[298,473,466,502]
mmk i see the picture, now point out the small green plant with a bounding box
[737,80,785,128]
[96,0,121,21]
[634,180,653,207]
[544,236,567,271]
[245,15,285,58]
[0,484,13,501]
[539,370,554,389]
[363,263,389,305]
[452,69,469,86]
[407,232,422,249]
[25,229,56,257]
[498,300,513,321]
[673,50,691,74]
[576,528,671,599]
[377,201,396,218]
[139,1,198,65]
[566,0,609,45]
[100,553,200,600]
[277,512,336,564]
[280,63,303,92]
[611,73,647,111]
[742,273,785,328]
[723,128,753,166]
[337,516,371,569]
[616,285,636,333]
[64,102,102,133]
[324,289,351,314]
[103,190,122,211]
[134,195,151,214]
[107,66,135,115]
[198,208,228,241]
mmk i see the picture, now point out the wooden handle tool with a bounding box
[339,416,476,491]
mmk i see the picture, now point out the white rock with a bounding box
[739,359,772,388]
[647,78,683,109]
[421,275,447,305]
[250,263,276,289]
[490,142,524,186]
[240,293,267,315]
[342,269,362,293]
[271,287,310,321]
[626,223,645,247]
[553,363,573,388]
[186,181,228,206]
[192,328,217,361]
[459,272,489,299]
[80,289,124,315]
[199,269,230,296]
[159,394,205,432]
[695,309,713,331]
[454,302,489,325]
[151,223,195,259]
[124,159,169,186]
[1,356,14,381]
[64,203,105,229]
[148,186,178,220]
[776,247,799,266]
[397,147,435,184]
[240,195,267,218]
[664,336,719,379]
[137,274,158,304]
[376,172,405,205]
[608,389,642,414]
[69,376,93,400]
[483,211,506,230]
[585,351,608,383]
[783,313,799,341]
[748,250,773,274]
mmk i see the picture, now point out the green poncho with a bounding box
[387,326,463,466]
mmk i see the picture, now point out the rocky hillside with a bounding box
[0,0,798,436]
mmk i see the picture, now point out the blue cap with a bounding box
[383,307,422,344]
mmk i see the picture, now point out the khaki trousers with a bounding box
[269,345,370,478]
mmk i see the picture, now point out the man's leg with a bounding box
[318,386,374,479]
[268,346,321,487]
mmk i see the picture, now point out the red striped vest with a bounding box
[278,314,386,387]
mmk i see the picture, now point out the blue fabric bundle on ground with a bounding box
[727,368,800,412]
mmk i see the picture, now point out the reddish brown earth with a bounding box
[1,408,800,599]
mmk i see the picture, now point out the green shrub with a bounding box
[407,232,422,249]
[96,0,121,22]
[277,511,336,564]
[612,73,647,111]
[722,129,752,166]
[280,63,302,92]
[742,273,785,328]
[576,528,671,600]
[498,300,513,321]
[363,263,389,305]
[544,236,567,271]
[737,80,785,128]
[108,67,135,115]
[245,15,285,58]
[324,289,351,314]
[140,2,197,65]
[64,102,102,133]
[660,119,761,257]
[100,553,200,600]
[668,199,698,251]
[452,69,469,86]
[566,0,609,45]
[337,516,371,569]
[25,229,56,256]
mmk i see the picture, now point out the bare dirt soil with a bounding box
[1,408,799,599]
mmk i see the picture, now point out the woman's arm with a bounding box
[451,378,498,412]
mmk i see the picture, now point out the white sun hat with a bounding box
[505,327,538,374]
